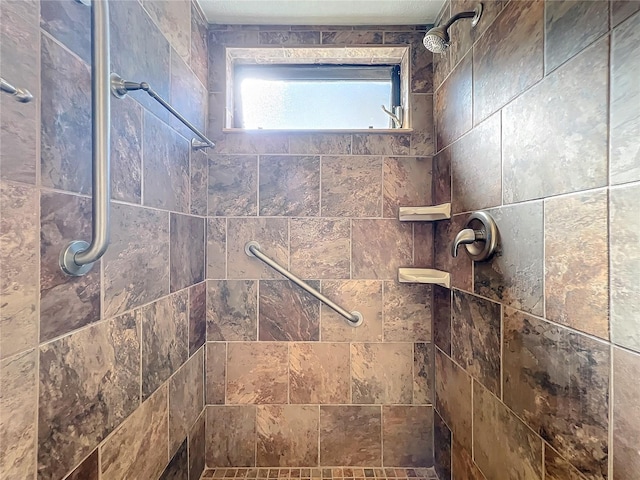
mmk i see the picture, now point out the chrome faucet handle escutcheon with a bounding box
[450,211,498,262]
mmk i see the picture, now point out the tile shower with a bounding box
[0,2,638,480]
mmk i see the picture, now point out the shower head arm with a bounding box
[443,10,478,29]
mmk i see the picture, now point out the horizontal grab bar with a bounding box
[244,241,363,327]
[110,73,214,150]
[0,77,33,103]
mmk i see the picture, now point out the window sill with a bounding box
[222,128,414,134]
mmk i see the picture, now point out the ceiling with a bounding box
[197,0,445,26]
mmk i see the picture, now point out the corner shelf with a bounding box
[398,203,451,222]
[398,268,450,288]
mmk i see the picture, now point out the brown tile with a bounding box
[545,190,609,339]
[351,343,413,404]
[432,148,451,206]
[433,413,451,480]
[450,442,484,480]
[352,134,410,156]
[435,349,472,452]
[257,405,319,467]
[409,95,435,156]
[544,445,587,480]
[143,112,190,213]
[383,281,432,342]
[259,31,320,44]
[435,51,472,150]
[611,0,640,26]
[0,183,37,358]
[414,343,434,405]
[610,183,640,352]
[67,449,98,480]
[140,292,189,400]
[40,190,101,346]
[474,202,544,316]
[383,32,433,94]
[227,218,288,279]
[414,223,434,267]
[434,215,472,292]
[450,112,501,214]
[169,348,204,456]
[206,342,226,405]
[0,349,37,479]
[432,4,451,92]
[321,156,382,218]
[111,96,143,203]
[110,0,171,122]
[321,30,383,44]
[207,280,258,341]
[473,381,543,480]
[160,439,188,480]
[383,406,434,467]
[100,385,169,480]
[352,220,413,279]
[103,203,170,317]
[227,343,288,404]
[189,411,206,480]
[207,218,226,279]
[169,50,206,140]
[0,0,38,185]
[613,347,640,479]
[289,134,352,155]
[190,2,208,86]
[259,280,320,342]
[502,38,608,203]
[610,11,640,185]
[206,406,256,467]
[290,219,350,279]
[290,343,350,404]
[321,280,383,342]
[503,308,609,479]
[213,133,290,155]
[433,286,451,355]
[320,406,382,466]
[38,315,140,480]
[191,150,208,218]
[143,0,190,61]
[545,0,609,74]
[259,156,320,216]
[208,155,258,216]
[383,157,432,219]
[451,291,501,396]
[189,282,206,355]
[170,213,205,292]
[473,0,544,124]
[40,34,92,194]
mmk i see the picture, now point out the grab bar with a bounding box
[0,78,33,103]
[110,74,214,150]
[245,241,363,327]
[59,0,111,276]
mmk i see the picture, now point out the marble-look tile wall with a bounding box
[431,1,640,480]
[0,1,208,479]
[205,24,436,469]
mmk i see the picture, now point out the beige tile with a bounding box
[290,218,350,279]
[320,406,381,466]
[206,406,256,467]
[257,405,319,467]
[100,385,169,480]
[227,343,288,404]
[351,343,413,404]
[613,347,640,479]
[383,281,432,342]
[352,220,413,279]
[207,280,258,341]
[290,343,350,404]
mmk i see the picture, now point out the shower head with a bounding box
[423,3,483,54]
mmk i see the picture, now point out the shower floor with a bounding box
[200,468,439,480]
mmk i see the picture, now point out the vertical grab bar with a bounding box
[59,0,111,276]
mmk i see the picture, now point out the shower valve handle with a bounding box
[450,211,499,262]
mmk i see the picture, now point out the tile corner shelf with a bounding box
[398,203,451,222]
[398,268,450,288]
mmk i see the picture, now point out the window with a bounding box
[234,64,401,130]
[225,46,411,131]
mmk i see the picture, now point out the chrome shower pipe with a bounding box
[60,0,111,276]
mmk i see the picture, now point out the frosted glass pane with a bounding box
[240,79,392,129]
